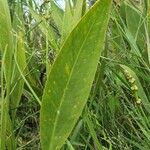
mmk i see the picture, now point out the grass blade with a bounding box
[147,0,150,64]
[51,1,64,32]
[61,0,84,43]
[0,0,15,149]
[29,8,59,51]
[0,0,13,88]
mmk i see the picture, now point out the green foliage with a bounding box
[40,1,112,149]
[0,0,150,150]
[0,0,15,149]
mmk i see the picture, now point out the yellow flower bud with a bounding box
[124,69,129,74]
[136,98,142,104]
[126,74,132,80]
[131,85,138,91]
[129,78,135,84]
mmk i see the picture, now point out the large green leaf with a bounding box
[40,0,112,149]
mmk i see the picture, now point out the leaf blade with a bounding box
[40,0,112,149]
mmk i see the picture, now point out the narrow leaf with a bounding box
[61,0,84,43]
[0,1,14,149]
[0,0,14,88]
[10,1,26,120]
[147,0,150,64]
[29,8,59,51]
[51,1,64,32]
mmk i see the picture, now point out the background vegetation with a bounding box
[0,0,150,149]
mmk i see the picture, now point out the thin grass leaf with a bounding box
[29,8,59,51]
[61,0,84,43]
[0,0,13,89]
[66,140,75,150]
[147,0,150,64]
[125,2,142,37]
[0,48,7,150]
[10,1,27,120]
[0,49,16,150]
[14,54,41,105]
[83,108,103,150]
[0,0,15,149]
[51,1,64,32]
[10,32,27,119]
